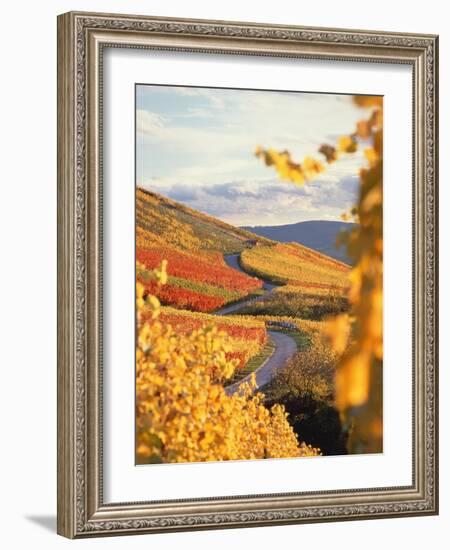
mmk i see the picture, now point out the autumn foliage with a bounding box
[136,190,263,312]
[155,308,268,370]
[135,93,383,461]
[137,248,261,293]
[140,281,226,312]
[256,95,383,453]
[241,243,349,291]
[136,266,319,463]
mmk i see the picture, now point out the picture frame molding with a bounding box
[57,11,439,538]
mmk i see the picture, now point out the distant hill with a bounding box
[241,220,356,265]
[136,187,273,312]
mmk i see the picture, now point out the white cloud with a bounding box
[136,110,167,137]
[170,87,226,109]
[142,171,361,227]
[181,107,216,119]
[136,85,373,224]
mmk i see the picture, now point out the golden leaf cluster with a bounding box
[255,131,359,187]
[241,242,349,292]
[330,97,383,452]
[255,147,325,186]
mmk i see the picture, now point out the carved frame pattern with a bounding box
[57,11,438,538]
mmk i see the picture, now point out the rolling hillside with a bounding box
[136,188,270,312]
[136,187,350,318]
[240,242,350,291]
[241,220,356,264]
[136,187,352,457]
[137,187,273,255]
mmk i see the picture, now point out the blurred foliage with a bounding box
[256,96,383,453]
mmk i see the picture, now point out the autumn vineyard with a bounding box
[136,95,383,464]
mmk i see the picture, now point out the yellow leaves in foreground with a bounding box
[364,147,379,169]
[327,99,383,452]
[335,350,371,409]
[256,133,359,186]
[353,95,383,109]
[137,280,161,320]
[255,147,325,186]
[136,262,320,464]
[257,96,384,453]
[154,258,168,285]
[137,319,318,463]
[136,258,168,319]
[324,314,351,356]
[337,135,358,153]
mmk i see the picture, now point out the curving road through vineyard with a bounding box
[215,253,279,315]
[217,253,298,396]
[225,330,297,396]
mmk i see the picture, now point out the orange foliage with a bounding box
[136,265,319,463]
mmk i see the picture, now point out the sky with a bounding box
[136,84,370,226]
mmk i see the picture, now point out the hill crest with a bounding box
[241,220,355,264]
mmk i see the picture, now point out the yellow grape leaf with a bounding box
[364,147,379,168]
[356,120,371,139]
[360,184,382,213]
[338,135,358,153]
[324,313,351,355]
[353,96,383,108]
[336,350,371,410]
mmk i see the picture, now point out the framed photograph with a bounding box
[57,11,439,538]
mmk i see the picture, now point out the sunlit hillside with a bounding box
[241,242,350,292]
[137,187,273,254]
[136,187,271,312]
[136,186,354,459]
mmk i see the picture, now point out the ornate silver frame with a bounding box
[57,11,439,538]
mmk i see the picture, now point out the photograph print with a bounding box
[135,84,383,465]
